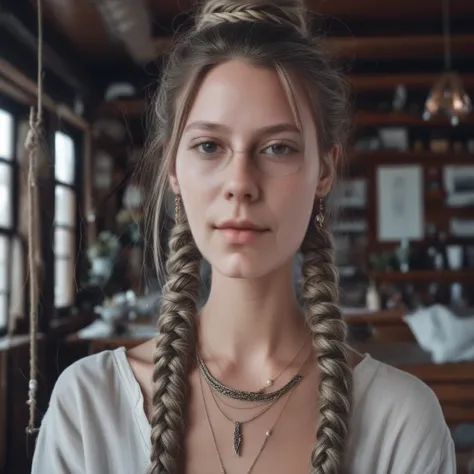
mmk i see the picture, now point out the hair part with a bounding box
[141,1,353,473]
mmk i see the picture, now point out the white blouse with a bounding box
[31,347,456,474]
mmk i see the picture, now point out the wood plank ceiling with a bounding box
[147,0,474,22]
[19,0,474,97]
[36,0,121,58]
[38,0,474,60]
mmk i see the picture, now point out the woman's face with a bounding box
[171,59,333,279]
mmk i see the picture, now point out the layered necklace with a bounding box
[196,337,309,403]
[197,353,303,403]
[199,371,298,474]
[197,341,312,467]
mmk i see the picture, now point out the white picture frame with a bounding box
[377,165,424,241]
[450,218,474,237]
[443,165,474,207]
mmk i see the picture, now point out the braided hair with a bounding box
[140,1,353,472]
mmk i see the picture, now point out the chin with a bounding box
[212,252,281,280]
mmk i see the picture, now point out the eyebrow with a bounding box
[183,121,301,136]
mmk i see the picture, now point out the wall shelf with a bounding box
[350,151,474,166]
[356,111,474,127]
[349,73,474,92]
[370,270,474,283]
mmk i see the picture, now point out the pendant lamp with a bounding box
[423,0,472,126]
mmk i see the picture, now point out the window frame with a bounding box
[0,93,28,336]
[52,121,83,312]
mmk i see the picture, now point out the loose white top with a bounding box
[31,347,456,473]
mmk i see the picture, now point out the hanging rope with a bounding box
[25,0,44,437]
[443,0,452,71]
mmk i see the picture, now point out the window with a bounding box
[0,237,9,332]
[0,108,15,333]
[54,131,77,308]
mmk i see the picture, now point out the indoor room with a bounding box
[0,0,473,473]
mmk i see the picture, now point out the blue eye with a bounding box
[263,143,295,156]
[195,141,222,154]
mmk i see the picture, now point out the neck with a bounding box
[198,259,308,369]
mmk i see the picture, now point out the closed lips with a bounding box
[215,221,268,231]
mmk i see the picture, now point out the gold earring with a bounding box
[315,198,324,228]
[175,194,181,223]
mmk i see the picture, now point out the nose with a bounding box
[222,152,260,203]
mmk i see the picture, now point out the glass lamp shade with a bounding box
[423,71,472,126]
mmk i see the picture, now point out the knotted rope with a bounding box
[25,0,43,437]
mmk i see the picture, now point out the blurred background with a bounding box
[0,0,474,472]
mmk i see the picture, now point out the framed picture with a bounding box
[444,166,474,207]
[377,165,424,241]
[450,218,474,238]
[335,179,367,208]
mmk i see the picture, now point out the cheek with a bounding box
[175,146,217,193]
[266,170,318,260]
[275,164,319,214]
[175,155,212,242]
[275,182,315,244]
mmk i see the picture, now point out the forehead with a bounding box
[184,59,317,139]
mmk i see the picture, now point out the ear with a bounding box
[164,140,180,194]
[169,169,180,195]
[317,145,340,197]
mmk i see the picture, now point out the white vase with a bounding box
[91,257,112,278]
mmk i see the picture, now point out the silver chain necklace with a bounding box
[197,352,304,403]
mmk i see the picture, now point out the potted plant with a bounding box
[87,231,120,281]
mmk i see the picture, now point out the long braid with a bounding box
[301,217,353,474]
[147,208,202,474]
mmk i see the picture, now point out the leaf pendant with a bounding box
[233,422,242,456]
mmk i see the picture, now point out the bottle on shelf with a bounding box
[397,238,411,272]
[365,280,381,311]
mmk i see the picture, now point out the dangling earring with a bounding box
[175,194,182,223]
[315,197,324,228]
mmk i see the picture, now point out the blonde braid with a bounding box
[148,212,202,474]
[301,218,353,474]
[198,8,284,29]
[196,0,309,38]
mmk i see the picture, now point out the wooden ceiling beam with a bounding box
[0,59,89,130]
[326,34,474,59]
[349,73,474,91]
[307,0,474,20]
[1,0,96,98]
[40,0,113,57]
[152,34,474,60]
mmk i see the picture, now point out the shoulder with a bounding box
[351,356,456,473]
[356,355,433,396]
[50,348,129,409]
[54,348,121,387]
[32,348,145,473]
[355,354,435,401]
[355,355,445,428]
[38,348,137,445]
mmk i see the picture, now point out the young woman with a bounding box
[32,1,456,473]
